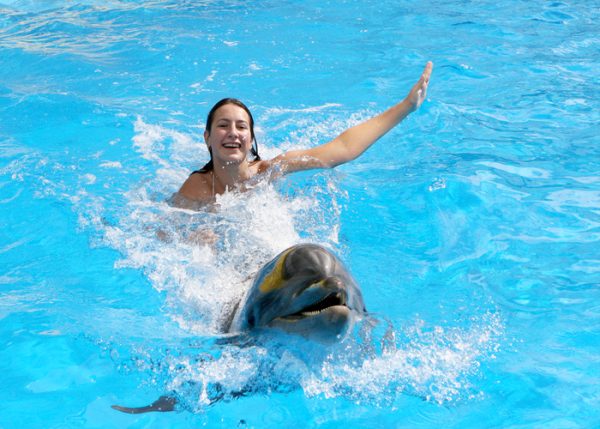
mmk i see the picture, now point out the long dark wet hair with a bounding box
[193,98,261,174]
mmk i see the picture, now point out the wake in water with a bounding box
[108,312,502,413]
[55,116,502,412]
[99,115,349,335]
[105,177,344,334]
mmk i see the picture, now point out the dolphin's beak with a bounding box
[269,305,356,342]
[283,277,349,318]
[265,276,358,341]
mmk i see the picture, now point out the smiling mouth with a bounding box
[222,142,242,149]
[280,292,348,320]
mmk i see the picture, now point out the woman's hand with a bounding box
[406,61,433,112]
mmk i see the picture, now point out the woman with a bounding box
[175,62,433,206]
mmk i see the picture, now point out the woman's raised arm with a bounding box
[269,61,433,173]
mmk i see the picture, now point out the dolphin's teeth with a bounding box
[301,310,322,316]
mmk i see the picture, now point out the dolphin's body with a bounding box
[113,243,366,414]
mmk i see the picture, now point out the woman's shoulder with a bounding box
[177,171,213,203]
[253,158,274,174]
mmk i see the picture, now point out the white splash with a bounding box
[303,313,503,405]
[102,119,344,334]
[87,115,501,409]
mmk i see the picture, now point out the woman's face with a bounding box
[204,103,253,166]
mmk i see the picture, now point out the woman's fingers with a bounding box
[422,61,433,83]
[411,61,433,109]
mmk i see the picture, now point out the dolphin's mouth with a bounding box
[280,292,347,320]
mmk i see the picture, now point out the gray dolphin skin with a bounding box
[227,243,366,341]
[112,243,366,414]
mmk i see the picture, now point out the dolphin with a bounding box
[112,243,366,414]
[225,243,366,341]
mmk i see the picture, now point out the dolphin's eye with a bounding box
[247,312,255,328]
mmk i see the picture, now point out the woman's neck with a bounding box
[212,159,253,194]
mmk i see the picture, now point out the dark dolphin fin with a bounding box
[111,395,177,414]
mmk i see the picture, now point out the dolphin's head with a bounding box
[231,244,366,341]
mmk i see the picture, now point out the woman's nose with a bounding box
[227,124,238,136]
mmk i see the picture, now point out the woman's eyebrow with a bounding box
[216,118,248,124]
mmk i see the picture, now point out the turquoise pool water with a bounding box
[1,0,599,427]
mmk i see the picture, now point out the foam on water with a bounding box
[0,87,506,417]
[302,313,503,405]
[97,118,347,335]
[119,311,502,412]
[84,116,503,411]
